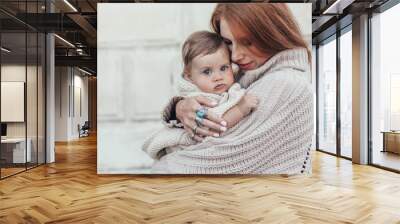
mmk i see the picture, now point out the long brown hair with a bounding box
[211,3,311,63]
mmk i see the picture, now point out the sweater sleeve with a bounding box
[142,126,195,160]
[162,70,314,174]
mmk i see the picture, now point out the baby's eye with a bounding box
[221,65,229,71]
[202,68,211,75]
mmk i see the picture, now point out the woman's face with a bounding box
[219,17,270,71]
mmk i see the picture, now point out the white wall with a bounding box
[288,3,312,49]
[55,67,89,141]
[72,73,89,138]
[55,67,68,141]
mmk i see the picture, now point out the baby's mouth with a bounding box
[214,84,226,91]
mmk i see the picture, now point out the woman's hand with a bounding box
[176,96,227,142]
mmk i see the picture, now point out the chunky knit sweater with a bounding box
[153,48,313,174]
[142,78,245,159]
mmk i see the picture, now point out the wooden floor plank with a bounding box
[0,134,400,223]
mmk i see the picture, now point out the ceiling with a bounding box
[0,0,394,75]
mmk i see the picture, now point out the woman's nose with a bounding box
[231,45,244,62]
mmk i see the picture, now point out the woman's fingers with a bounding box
[201,118,227,133]
[178,96,228,138]
[195,126,220,137]
[188,97,226,133]
[204,110,227,128]
[195,96,218,108]
[184,125,204,142]
[192,135,204,142]
[186,120,221,138]
[192,110,226,134]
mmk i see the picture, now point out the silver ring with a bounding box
[195,116,203,126]
[193,125,198,135]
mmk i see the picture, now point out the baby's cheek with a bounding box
[227,73,235,84]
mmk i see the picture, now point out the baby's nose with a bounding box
[213,72,224,80]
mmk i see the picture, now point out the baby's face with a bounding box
[187,47,234,94]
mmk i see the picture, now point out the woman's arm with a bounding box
[222,94,259,128]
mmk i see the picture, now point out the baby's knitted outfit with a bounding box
[153,48,314,174]
[142,76,245,160]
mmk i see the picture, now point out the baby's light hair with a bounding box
[182,31,230,76]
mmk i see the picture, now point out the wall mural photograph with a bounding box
[97,3,313,174]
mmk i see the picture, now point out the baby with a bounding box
[180,31,258,129]
[142,31,258,160]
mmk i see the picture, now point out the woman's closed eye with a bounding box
[223,39,233,50]
[223,38,232,45]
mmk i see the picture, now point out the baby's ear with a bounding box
[182,72,192,81]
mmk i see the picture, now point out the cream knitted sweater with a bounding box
[142,75,245,159]
[153,48,313,174]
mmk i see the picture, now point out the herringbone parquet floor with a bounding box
[1,134,400,223]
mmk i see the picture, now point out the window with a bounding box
[340,29,352,158]
[318,37,337,154]
[371,3,400,171]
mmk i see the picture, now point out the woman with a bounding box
[154,3,313,174]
